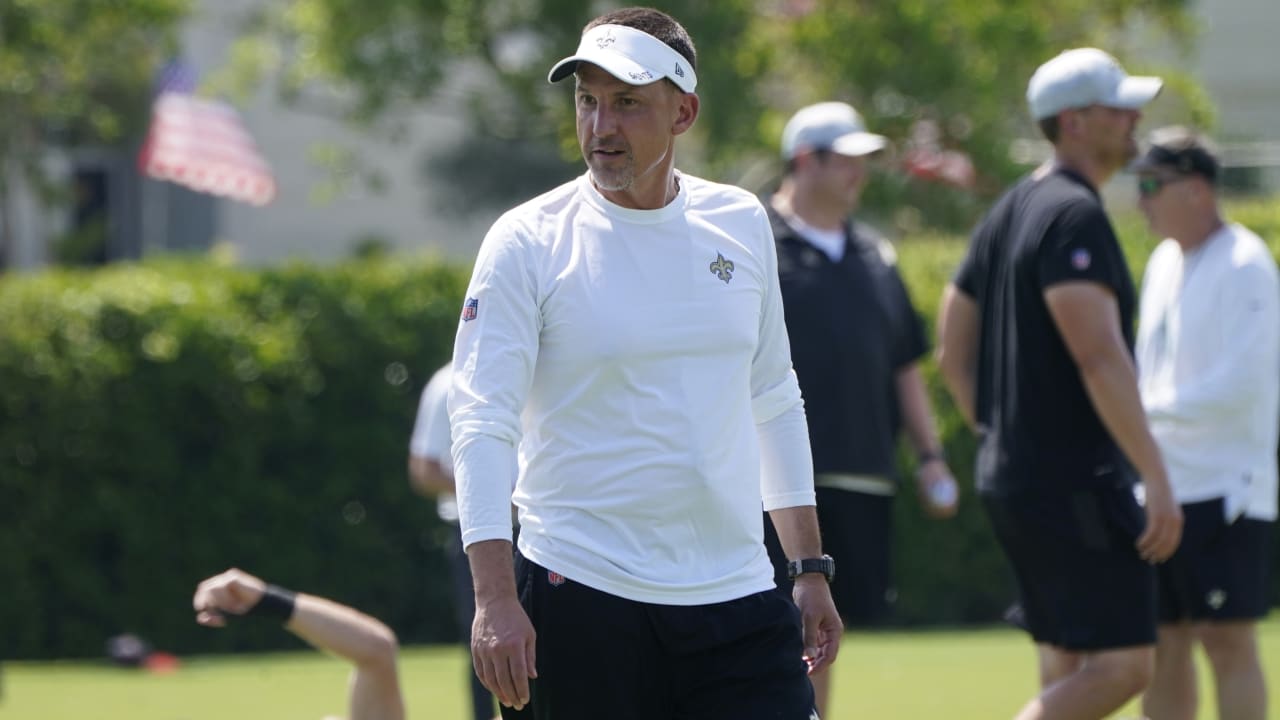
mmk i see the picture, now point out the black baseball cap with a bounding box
[1130,126,1220,183]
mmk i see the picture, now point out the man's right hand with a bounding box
[1137,475,1183,563]
[192,568,266,626]
[472,595,537,711]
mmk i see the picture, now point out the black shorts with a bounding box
[1157,498,1275,623]
[501,553,816,720]
[981,486,1157,651]
[764,489,894,626]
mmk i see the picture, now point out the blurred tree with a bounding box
[0,0,190,269]
[773,0,1212,229]
[218,0,776,215]
[227,0,1206,227]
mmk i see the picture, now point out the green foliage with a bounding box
[0,0,188,145]
[888,234,1011,624]
[0,256,469,659]
[1222,196,1280,249]
[780,0,1194,174]
[0,0,189,264]
[224,0,1200,229]
[773,0,1210,232]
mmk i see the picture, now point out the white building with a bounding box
[1192,0,1280,189]
[4,0,520,271]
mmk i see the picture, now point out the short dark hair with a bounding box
[1132,126,1221,183]
[784,148,831,176]
[585,7,697,72]
[1037,116,1061,143]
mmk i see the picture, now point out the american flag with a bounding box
[137,60,276,206]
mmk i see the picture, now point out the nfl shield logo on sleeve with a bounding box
[461,297,479,322]
[1070,248,1091,271]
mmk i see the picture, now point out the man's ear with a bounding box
[791,149,826,173]
[1188,177,1215,206]
[672,92,699,136]
[1061,108,1083,138]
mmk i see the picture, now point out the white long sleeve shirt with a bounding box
[409,365,458,523]
[1136,222,1280,521]
[450,171,815,605]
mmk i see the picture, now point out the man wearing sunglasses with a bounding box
[937,48,1184,719]
[1133,127,1278,720]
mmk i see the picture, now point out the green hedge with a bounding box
[0,257,468,659]
[2,197,1277,659]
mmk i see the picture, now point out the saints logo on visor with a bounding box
[547,24,698,94]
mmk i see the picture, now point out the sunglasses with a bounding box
[1137,174,1190,198]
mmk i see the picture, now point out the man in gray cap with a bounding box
[1133,126,1277,720]
[763,101,958,719]
[450,7,840,719]
[937,48,1183,719]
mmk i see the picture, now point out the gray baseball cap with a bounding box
[780,102,887,160]
[1027,48,1162,120]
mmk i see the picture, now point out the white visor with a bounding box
[547,24,697,93]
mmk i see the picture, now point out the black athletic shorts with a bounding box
[981,485,1157,651]
[764,488,894,626]
[1157,497,1275,623]
[500,553,817,720]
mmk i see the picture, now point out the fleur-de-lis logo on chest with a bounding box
[709,252,735,284]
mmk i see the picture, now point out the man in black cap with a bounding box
[1132,126,1278,720]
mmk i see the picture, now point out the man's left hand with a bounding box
[792,575,842,674]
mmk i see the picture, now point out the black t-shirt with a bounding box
[770,207,928,479]
[954,167,1137,495]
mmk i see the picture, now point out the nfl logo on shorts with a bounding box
[461,297,479,322]
[547,570,566,586]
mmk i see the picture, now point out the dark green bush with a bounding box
[0,257,469,659]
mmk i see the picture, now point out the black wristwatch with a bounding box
[786,554,835,582]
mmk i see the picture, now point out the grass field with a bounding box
[6,616,1279,720]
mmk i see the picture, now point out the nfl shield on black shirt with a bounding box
[954,167,1137,495]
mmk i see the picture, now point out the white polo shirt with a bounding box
[1137,222,1280,521]
[450,171,815,605]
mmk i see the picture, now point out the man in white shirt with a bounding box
[1134,127,1278,720]
[448,7,841,720]
[408,363,497,720]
